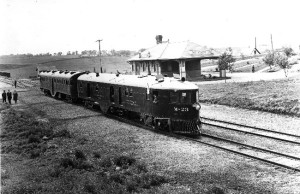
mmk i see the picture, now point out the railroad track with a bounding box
[201,116,300,145]
[105,113,300,173]
[23,89,300,173]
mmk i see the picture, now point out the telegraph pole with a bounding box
[96,39,103,73]
[270,34,274,52]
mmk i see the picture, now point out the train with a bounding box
[39,70,202,135]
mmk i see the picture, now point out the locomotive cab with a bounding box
[150,87,201,135]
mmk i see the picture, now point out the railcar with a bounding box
[39,70,85,101]
[77,72,202,135]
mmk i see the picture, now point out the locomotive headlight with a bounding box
[195,104,201,110]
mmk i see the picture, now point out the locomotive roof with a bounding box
[39,70,83,78]
[77,73,199,90]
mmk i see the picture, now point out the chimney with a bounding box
[155,35,163,44]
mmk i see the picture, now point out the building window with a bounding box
[95,85,99,92]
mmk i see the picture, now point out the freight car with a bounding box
[39,70,202,135]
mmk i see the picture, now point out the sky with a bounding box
[1,0,300,55]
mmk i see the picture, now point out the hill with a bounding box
[0,55,130,79]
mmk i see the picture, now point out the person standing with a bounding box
[2,90,6,103]
[7,90,12,104]
[13,90,18,104]
[14,80,17,88]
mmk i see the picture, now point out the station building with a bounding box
[127,35,220,81]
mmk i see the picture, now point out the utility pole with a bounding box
[96,39,103,73]
[270,34,274,52]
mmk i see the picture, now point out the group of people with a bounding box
[2,90,18,104]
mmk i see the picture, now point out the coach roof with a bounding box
[78,73,198,90]
[39,70,83,78]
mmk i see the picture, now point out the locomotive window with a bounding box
[170,92,179,103]
[180,92,191,104]
[125,88,129,96]
[129,88,133,97]
[191,91,197,103]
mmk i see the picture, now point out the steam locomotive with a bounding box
[39,70,202,135]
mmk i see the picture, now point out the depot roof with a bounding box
[128,41,220,62]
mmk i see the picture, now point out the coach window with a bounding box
[153,91,158,103]
[125,87,129,96]
[110,86,115,102]
[129,88,133,97]
[146,88,150,100]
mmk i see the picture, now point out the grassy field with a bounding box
[1,107,168,193]
[198,77,300,117]
[0,55,130,79]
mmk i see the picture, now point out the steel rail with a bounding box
[201,116,300,138]
[202,133,300,161]
[203,122,300,145]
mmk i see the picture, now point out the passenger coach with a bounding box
[39,70,85,101]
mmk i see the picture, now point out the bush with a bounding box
[112,155,136,168]
[99,156,113,168]
[28,135,41,144]
[76,160,93,170]
[93,151,101,158]
[29,149,41,159]
[54,129,71,138]
[109,172,125,184]
[60,157,75,168]
[84,182,96,193]
[75,149,86,160]
[49,166,63,177]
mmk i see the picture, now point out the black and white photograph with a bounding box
[1,0,300,193]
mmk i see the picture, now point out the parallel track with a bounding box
[201,117,300,145]
[107,113,300,173]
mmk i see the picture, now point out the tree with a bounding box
[275,52,290,77]
[138,48,146,53]
[283,47,295,58]
[263,51,275,70]
[217,47,235,71]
